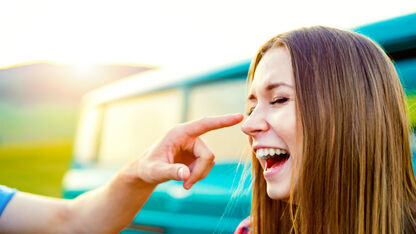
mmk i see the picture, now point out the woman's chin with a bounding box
[266,184,290,200]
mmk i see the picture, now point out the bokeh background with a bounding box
[0,0,415,197]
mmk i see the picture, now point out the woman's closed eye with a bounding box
[246,97,290,116]
[270,97,289,105]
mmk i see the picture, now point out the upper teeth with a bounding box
[256,148,287,159]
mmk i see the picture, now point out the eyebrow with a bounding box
[266,82,293,91]
[248,82,293,101]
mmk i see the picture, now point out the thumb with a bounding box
[159,163,190,181]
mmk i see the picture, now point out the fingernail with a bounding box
[178,168,184,180]
[183,183,192,190]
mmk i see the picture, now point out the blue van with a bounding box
[62,13,416,233]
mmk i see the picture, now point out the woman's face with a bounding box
[241,47,300,200]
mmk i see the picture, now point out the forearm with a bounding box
[68,160,156,233]
[0,160,156,234]
[0,192,70,234]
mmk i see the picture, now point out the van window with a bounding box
[98,89,183,166]
[187,79,251,161]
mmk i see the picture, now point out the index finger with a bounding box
[183,113,244,137]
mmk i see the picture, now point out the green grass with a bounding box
[0,102,77,197]
[0,102,78,143]
[0,139,73,197]
[408,94,416,128]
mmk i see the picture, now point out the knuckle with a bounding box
[169,125,183,136]
[200,173,208,180]
[205,153,215,161]
[170,125,181,133]
[199,117,210,126]
[148,161,158,171]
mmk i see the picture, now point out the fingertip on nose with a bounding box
[234,113,244,122]
[240,119,251,135]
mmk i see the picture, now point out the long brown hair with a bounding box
[247,26,416,234]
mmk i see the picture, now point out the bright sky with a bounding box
[0,0,415,70]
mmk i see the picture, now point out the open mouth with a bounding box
[255,148,290,170]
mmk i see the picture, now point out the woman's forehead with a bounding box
[249,47,294,96]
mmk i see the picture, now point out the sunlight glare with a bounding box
[0,0,414,68]
[71,61,98,77]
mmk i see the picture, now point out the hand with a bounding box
[136,113,244,189]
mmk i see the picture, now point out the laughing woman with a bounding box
[238,27,416,234]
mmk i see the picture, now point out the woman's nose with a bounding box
[241,108,269,136]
